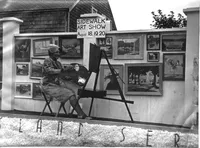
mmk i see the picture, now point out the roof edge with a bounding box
[0,17,23,23]
[183,7,200,15]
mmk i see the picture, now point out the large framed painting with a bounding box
[147,34,160,50]
[161,33,186,51]
[16,63,29,76]
[125,63,163,96]
[113,34,144,60]
[15,39,31,62]
[32,83,43,100]
[100,65,123,95]
[59,36,83,59]
[33,38,52,56]
[15,82,32,98]
[30,58,45,79]
[163,53,185,81]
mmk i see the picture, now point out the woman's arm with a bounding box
[43,58,61,74]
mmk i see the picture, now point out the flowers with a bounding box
[0,117,198,147]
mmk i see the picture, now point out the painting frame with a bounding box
[100,64,123,95]
[113,34,144,60]
[30,57,45,79]
[33,38,52,56]
[146,34,160,50]
[15,39,31,62]
[98,38,106,46]
[125,63,163,96]
[147,52,160,62]
[161,33,186,52]
[16,63,29,76]
[59,36,83,59]
[15,82,32,98]
[32,83,43,100]
[106,37,112,45]
[163,53,185,81]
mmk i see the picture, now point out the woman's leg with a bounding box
[69,95,87,118]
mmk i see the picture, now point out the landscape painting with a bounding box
[59,36,83,59]
[163,53,185,80]
[15,82,32,98]
[30,58,45,79]
[33,83,43,100]
[162,33,186,51]
[125,63,163,96]
[113,34,144,60]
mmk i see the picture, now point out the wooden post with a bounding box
[0,17,23,110]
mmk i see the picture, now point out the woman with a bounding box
[42,44,89,119]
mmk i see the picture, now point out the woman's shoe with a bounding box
[78,115,92,120]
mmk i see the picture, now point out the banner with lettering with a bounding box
[77,17,106,38]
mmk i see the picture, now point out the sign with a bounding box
[77,17,106,38]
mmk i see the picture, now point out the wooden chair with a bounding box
[39,85,68,117]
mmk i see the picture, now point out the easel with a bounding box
[71,43,134,122]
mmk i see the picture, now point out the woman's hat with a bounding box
[48,44,60,53]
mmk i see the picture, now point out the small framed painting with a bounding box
[100,64,123,95]
[113,34,144,60]
[16,63,29,76]
[163,53,185,81]
[59,36,83,59]
[33,38,52,56]
[15,39,31,62]
[98,38,106,46]
[147,52,160,62]
[147,34,160,50]
[162,33,186,51]
[32,83,43,100]
[15,82,32,98]
[125,63,163,96]
[30,58,45,79]
[106,37,112,45]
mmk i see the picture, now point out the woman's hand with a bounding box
[62,64,74,71]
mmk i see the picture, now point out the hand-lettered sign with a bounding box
[77,17,106,38]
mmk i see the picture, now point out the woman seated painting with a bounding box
[41,44,89,119]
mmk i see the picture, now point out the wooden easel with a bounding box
[71,43,134,122]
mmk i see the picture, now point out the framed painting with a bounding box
[100,46,112,58]
[98,38,106,46]
[15,39,31,62]
[16,63,29,76]
[30,58,45,79]
[113,34,144,60]
[33,38,52,56]
[161,33,186,51]
[106,37,112,45]
[163,53,185,81]
[32,83,43,100]
[147,52,160,62]
[15,82,32,98]
[100,64,123,95]
[59,36,83,59]
[125,63,163,96]
[147,34,160,50]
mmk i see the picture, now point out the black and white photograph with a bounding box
[0,0,198,147]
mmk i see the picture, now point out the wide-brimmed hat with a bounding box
[48,44,60,53]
